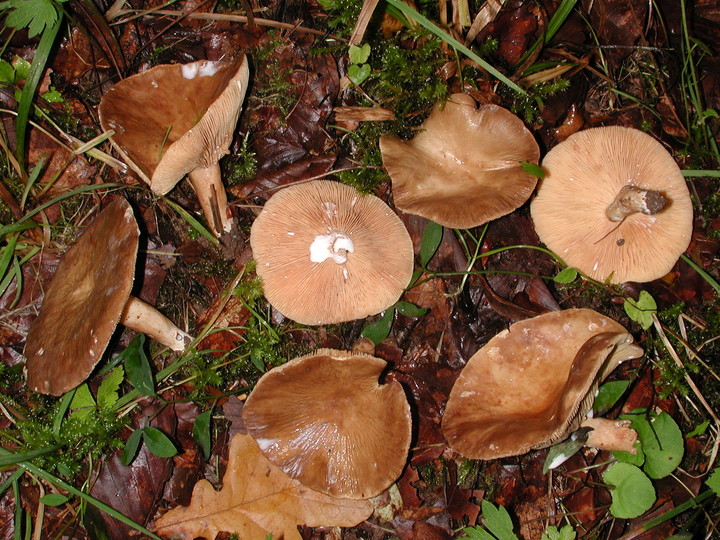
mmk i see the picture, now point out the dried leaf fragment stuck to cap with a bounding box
[242,349,412,499]
[441,309,644,460]
[24,198,191,396]
[250,180,414,325]
[531,126,693,283]
[379,93,540,229]
[99,57,250,237]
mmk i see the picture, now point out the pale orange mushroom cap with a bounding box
[250,180,414,325]
[242,349,412,499]
[99,57,250,236]
[379,93,540,229]
[531,126,693,283]
[24,199,139,396]
[441,309,643,460]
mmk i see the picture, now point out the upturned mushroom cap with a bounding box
[99,57,249,195]
[242,349,412,499]
[530,126,693,283]
[250,180,414,325]
[379,93,540,229]
[24,199,139,395]
[441,309,643,460]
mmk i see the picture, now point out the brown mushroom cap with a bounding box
[242,349,412,499]
[99,57,249,194]
[441,309,643,460]
[380,93,540,229]
[530,126,693,283]
[24,199,139,395]
[250,180,414,325]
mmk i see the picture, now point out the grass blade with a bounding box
[15,15,63,173]
[681,254,720,294]
[163,198,219,246]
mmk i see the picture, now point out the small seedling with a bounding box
[553,267,578,284]
[120,335,156,396]
[348,43,372,85]
[624,290,657,330]
[122,425,177,465]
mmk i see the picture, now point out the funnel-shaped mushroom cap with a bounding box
[531,126,693,283]
[250,180,414,325]
[24,199,139,395]
[243,349,412,499]
[380,93,540,229]
[99,57,250,195]
[441,309,643,460]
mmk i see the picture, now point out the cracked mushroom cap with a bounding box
[24,198,139,396]
[242,349,412,499]
[441,309,644,460]
[379,93,540,229]
[99,57,250,195]
[530,126,693,283]
[250,180,414,325]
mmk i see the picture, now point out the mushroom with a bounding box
[242,348,412,499]
[530,126,693,283]
[24,198,192,396]
[441,309,643,460]
[249,180,414,325]
[379,93,540,229]
[99,57,250,237]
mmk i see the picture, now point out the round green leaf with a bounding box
[636,411,684,479]
[604,462,655,519]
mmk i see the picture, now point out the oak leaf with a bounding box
[154,432,373,539]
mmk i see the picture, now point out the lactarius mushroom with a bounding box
[441,309,643,460]
[24,198,191,396]
[243,349,412,499]
[379,93,540,229]
[99,57,250,237]
[531,126,693,283]
[250,180,414,325]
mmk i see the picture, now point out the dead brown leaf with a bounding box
[154,432,373,540]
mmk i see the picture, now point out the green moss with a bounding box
[222,133,257,186]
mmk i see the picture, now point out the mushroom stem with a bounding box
[581,417,638,453]
[121,296,192,351]
[605,185,667,222]
[188,164,234,237]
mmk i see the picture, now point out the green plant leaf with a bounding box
[520,161,545,178]
[394,301,427,317]
[541,524,576,540]
[461,526,496,540]
[121,428,143,466]
[686,420,709,438]
[481,500,517,540]
[348,63,371,85]
[69,384,96,419]
[360,307,395,345]
[40,493,68,506]
[623,290,657,330]
[193,410,213,459]
[0,60,14,84]
[420,220,443,268]
[604,462,655,519]
[97,366,124,410]
[593,380,630,415]
[122,335,155,396]
[142,427,177,458]
[635,410,684,479]
[553,267,577,284]
[349,43,371,64]
[706,468,720,496]
[0,0,63,37]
